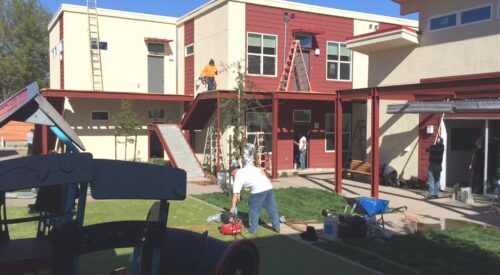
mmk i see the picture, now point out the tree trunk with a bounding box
[114,134,117,160]
[124,135,128,160]
[133,133,137,161]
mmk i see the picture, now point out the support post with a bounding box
[484,120,489,195]
[272,95,279,179]
[335,98,343,194]
[370,88,380,198]
[42,125,48,155]
[217,93,221,172]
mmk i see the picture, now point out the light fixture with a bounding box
[315,48,320,56]
[426,125,434,134]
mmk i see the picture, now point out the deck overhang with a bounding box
[346,26,419,54]
[41,89,193,102]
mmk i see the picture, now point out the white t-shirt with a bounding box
[299,136,307,151]
[26,132,33,144]
[233,164,273,194]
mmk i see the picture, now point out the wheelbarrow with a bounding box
[344,197,407,229]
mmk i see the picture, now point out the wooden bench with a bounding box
[343,160,385,179]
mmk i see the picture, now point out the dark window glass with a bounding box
[148,109,165,119]
[293,110,311,122]
[327,62,338,79]
[339,63,351,80]
[185,45,194,55]
[461,6,491,24]
[92,112,108,121]
[263,56,275,75]
[148,43,165,54]
[248,55,261,74]
[430,14,457,30]
[326,133,335,151]
[295,34,313,48]
[248,33,262,54]
[262,35,276,55]
[98,42,108,50]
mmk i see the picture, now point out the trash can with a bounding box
[323,213,339,241]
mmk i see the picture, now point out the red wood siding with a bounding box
[60,14,64,89]
[184,19,194,96]
[276,100,339,170]
[378,22,398,31]
[246,4,353,93]
[0,122,34,141]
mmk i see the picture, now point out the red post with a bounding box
[42,125,48,155]
[272,95,279,179]
[335,98,343,194]
[217,93,221,172]
[370,88,380,198]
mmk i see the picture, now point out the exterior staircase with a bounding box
[151,124,205,180]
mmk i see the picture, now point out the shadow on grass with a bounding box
[316,226,500,275]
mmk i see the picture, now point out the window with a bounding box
[325,114,335,151]
[294,33,313,49]
[247,33,277,76]
[293,110,311,122]
[324,114,352,152]
[90,39,108,50]
[326,42,352,81]
[148,109,165,120]
[91,111,108,121]
[450,128,482,151]
[429,13,457,31]
[147,42,165,55]
[246,112,273,152]
[185,44,194,56]
[461,5,491,25]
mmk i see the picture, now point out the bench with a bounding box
[343,160,385,179]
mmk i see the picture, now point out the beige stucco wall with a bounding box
[49,20,61,89]
[193,3,230,95]
[63,98,183,160]
[177,25,185,94]
[369,0,500,86]
[226,2,247,90]
[52,5,178,94]
[352,19,378,89]
[366,99,419,180]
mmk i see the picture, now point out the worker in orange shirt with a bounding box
[200,58,218,91]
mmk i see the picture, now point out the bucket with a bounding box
[323,214,339,241]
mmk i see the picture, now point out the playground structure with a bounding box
[0,83,259,274]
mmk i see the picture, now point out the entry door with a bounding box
[148,56,164,93]
[294,51,310,91]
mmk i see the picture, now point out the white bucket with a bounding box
[323,214,339,241]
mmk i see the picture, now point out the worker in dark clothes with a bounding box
[469,137,485,194]
[426,137,445,199]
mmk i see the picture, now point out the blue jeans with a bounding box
[207,77,215,91]
[428,170,440,196]
[248,189,280,233]
[300,150,307,169]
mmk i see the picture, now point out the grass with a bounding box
[6,196,370,275]
[194,187,347,223]
[316,226,500,275]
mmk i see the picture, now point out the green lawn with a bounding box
[196,187,500,275]
[194,187,347,223]
[6,196,371,275]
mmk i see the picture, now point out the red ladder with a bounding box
[277,40,312,92]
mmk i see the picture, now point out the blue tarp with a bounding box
[355,197,389,217]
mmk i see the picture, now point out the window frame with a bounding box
[91,111,109,121]
[293,109,311,123]
[325,41,352,82]
[246,111,273,153]
[459,4,492,26]
[325,113,335,152]
[428,12,458,32]
[294,33,313,49]
[185,43,194,57]
[246,32,278,77]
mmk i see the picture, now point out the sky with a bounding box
[40,0,418,20]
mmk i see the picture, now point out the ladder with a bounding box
[277,40,312,92]
[203,125,225,173]
[253,132,267,168]
[87,0,104,91]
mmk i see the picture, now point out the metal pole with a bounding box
[283,21,287,69]
[335,98,343,194]
[484,120,489,195]
[272,95,279,179]
[370,88,380,198]
[217,94,221,172]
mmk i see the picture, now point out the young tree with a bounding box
[112,100,142,161]
[0,0,51,101]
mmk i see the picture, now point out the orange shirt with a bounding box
[200,64,218,78]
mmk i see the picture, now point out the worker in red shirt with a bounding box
[200,58,218,91]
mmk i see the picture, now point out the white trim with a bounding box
[459,4,492,27]
[325,113,335,153]
[184,43,194,57]
[325,41,352,81]
[428,12,458,32]
[293,109,311,122]
[91,111,109,121]
[246,32,278,77]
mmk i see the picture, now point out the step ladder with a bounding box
[203,125,225,173]
[87,0,103,91]
[277,40,312,92]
